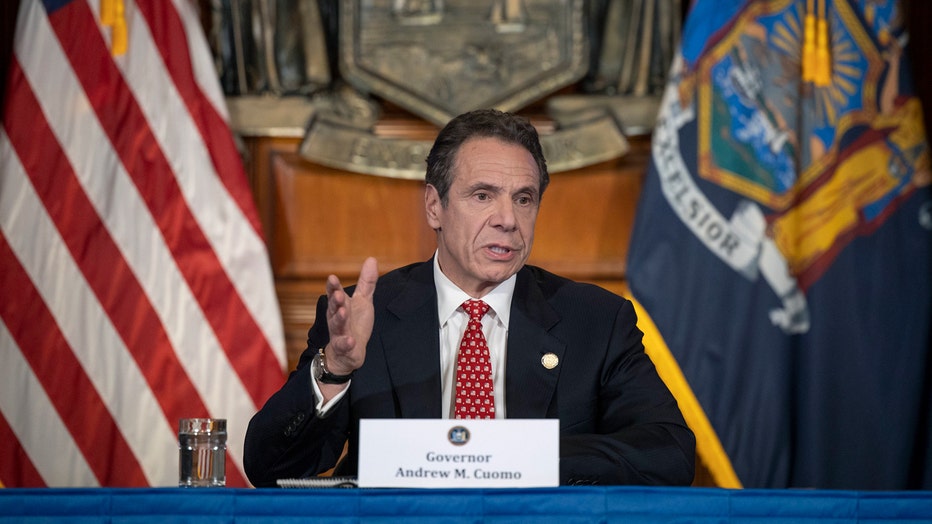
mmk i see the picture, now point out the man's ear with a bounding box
[425,184,442,230]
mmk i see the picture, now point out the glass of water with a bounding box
[178,418,226,487]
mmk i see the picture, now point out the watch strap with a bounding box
[315,348,354,384]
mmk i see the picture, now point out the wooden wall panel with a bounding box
[267,152,437,278]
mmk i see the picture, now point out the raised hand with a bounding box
[322,257,378,378]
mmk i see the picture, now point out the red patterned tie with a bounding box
[454,299,495,419]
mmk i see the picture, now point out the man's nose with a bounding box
[490,198,518,231]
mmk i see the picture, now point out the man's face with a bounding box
[426,137,541,297]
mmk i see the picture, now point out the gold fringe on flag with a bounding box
[100,0,128,56]
[625,292,743,488]
[803,0,817,82]
[815,0,831,86]
[804,0,832,86]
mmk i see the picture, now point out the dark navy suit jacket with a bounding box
[244,259,695,486]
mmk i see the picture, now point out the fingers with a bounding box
[320,258,377,372]
[326,274,349,337]
[354,257,379,299]
[325,273,343,301]
[326,258,377,303]
[324,258,377,340]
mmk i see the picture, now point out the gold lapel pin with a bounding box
[541,353,559,370]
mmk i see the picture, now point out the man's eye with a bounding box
[516,196,533,205]
[475,193,489,201]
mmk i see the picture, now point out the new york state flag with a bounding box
[627,0,932,489]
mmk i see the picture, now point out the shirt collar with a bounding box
[433,253,516,328]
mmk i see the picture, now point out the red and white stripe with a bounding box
[0,0,286,487]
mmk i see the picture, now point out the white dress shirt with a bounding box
[434,255,514,419]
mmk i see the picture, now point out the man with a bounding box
[244,109,695,486]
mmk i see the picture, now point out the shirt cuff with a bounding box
[309,357,351,417]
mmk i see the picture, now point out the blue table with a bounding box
[2,486,931,522]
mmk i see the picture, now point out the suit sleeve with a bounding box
[559,299,696,486]
[243,295,350,487]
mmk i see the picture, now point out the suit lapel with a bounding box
[375,262,564,420]
[505,268,564,419]
[380,261,443,418]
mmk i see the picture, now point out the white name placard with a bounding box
[357,418,559,488]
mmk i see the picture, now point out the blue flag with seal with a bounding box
[627,0,932,489]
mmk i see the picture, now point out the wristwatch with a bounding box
[313,348,355,384]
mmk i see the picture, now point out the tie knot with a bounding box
[462,299,490,321]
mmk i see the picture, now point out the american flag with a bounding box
[0,0,286,487]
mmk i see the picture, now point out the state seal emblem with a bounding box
[653,0,930,334]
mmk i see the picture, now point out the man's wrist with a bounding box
[313,348,355,384]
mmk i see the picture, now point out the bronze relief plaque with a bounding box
[340,0,588,126]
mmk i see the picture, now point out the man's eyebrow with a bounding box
[464,182,502,193]
[514,184,540,197]
[462,182,539,197]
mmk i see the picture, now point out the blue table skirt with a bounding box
[1,486,931,523]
